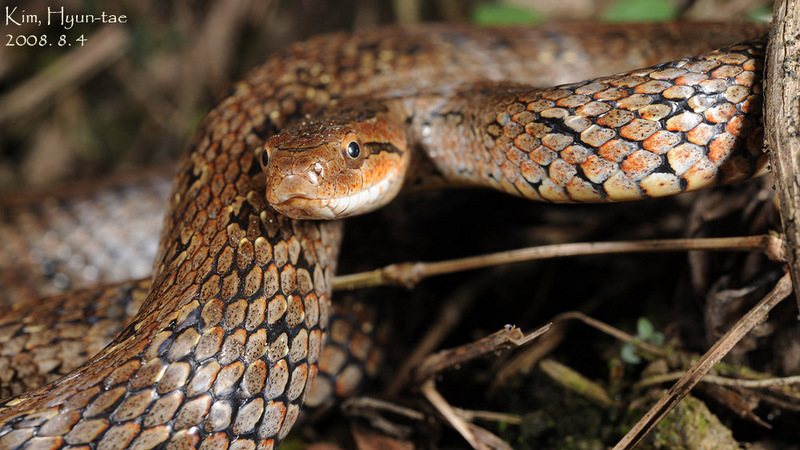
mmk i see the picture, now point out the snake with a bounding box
[0,22,770,448]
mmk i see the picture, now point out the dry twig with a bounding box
[636,372,800,390]
[413,324,551,384]
[334,235,784,290]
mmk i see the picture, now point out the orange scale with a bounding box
[708,133,736,164]
[580,154,618,184]
[514,133,540,153]
[675,72,708,86]
[530,146,558,166]
[639,172,683,198]
[667,143,703,175]
[500,160,519,182]
[598,139,636,163]
[520,160,545,184]
[725,115,752,137]
[665,111,702,132]
[620,150,661,180]
[561,145,590,165]
[565,177,604,202]
[686,123,717,146]
[548,159,577,187]
[537,178,570,202]
[682,157,719,192]
[710,64,743,79]
[619,119,660,141]
[703,102,737,124]
[602,172,642,201]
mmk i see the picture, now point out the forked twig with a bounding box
[421,379,514,450]
[411,324,551,449]
[413,324,551,384]
[421,379,484,449]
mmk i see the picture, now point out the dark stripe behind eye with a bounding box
[365,142,403,155]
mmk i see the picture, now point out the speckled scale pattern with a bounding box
[417,40,766,203]
[0,280,149,400]
[0,173,171,307]
[304,297,387,410]
[0,23,770,448]
[0,277,383,429]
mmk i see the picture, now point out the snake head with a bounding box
[262,106,410,220]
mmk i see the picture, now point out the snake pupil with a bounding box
[346,141,360,158]
[261,149,269,168]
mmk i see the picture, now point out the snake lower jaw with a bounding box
[270,199,338,220]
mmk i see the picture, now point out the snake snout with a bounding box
[302,162,325,186]
[268,173,319,204]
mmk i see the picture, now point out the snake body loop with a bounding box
[264,40,766,219]
[0,23,770,448]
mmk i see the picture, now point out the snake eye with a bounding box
[260,148,269,168]
[346,141,360,159]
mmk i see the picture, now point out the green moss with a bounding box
[637,395,738,449]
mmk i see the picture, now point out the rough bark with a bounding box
[765,0,800,311]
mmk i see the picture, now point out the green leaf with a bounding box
[601,0,678,23]
[620,343,641,364]
[471,3,544,26]
[637,317,655,339]
[746,5,773,22]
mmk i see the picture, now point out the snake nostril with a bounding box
[306,163,325,185]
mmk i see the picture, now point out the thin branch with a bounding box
[341,397,427,421]
[340,397,422,439]
[421,379,484,449]
[636,372,800,390]
[413,324,551,384]
[333,235,783,291]
[452,407,524,425]
[554,311,667,358]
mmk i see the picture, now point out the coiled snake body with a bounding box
[0,23,770,448]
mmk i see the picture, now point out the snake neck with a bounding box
[407,38,768,203]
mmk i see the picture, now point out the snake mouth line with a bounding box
[268,177,395,220]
